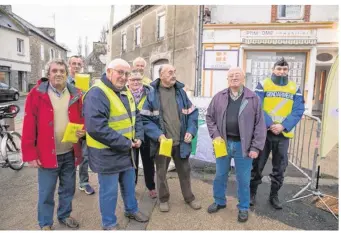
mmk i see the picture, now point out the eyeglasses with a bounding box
[129,78,142,82]
[274,67,289,72]
[112,69,131,77]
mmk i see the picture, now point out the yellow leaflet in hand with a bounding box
[62,123,84,143]
[213,138,228,158]
[159,138,173,157]
[75,73,90,92]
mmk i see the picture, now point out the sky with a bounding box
[12,5,131,57]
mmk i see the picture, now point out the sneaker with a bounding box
[207,203,226,214]
[41,226,52,230]
[250,193,256,206]
[159,202,170,212]
[79,184,95,195]
[269,195,283,209]
[124,211,149,222]
[187,199,201,210]
[58,216,79,229]
[103,224,121,230]
[238,210,248,222]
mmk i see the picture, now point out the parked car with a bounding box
[0,82,20,101]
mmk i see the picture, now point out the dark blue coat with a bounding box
[83,74,144,174]
[140,79,198,158]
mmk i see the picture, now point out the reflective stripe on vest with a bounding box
[137,95,147,111]
[85,80,136,149]
[263,78,297,138]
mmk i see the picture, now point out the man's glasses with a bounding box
[112,69,131,77]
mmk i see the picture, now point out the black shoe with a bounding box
[207,203,226,213]
[269,196,283,209]
[250,193,256,207]
[124,211,149,222]
[238,210,248,222]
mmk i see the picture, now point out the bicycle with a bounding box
[0,104,24,170]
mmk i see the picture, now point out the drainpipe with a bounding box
[194,5,204,96]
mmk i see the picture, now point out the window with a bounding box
[121,33,127,52]
[135,25,141,47]
[17,38,24,55]
[157,13,165,39]
[277,5,304,19]
[41,45,44,60]
[50,49,55,60]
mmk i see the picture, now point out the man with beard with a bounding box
[133,57,152,85]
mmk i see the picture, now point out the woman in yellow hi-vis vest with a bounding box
[250,58,305,209]
[83,59,149,230]
[127,70,157,199]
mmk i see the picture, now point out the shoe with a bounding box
[187,199,201,210]
[103,224,121,230]
[79,184,95,195]
[250,193,256,206]
[159,202,170,212]
[207,203,226,213]
[238,210,248,222]
[58,216,79,229]
[124,211,149,222]
[149,189,157,199]
[269,195,283,209]
[41,226,52,230]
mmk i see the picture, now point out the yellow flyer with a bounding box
[159,138,173,157]
[212,138,228,158]
[75,73,90,92]
[62,123,84,143]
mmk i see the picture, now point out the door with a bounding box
[313,66,330,115]
[18,71,23,92]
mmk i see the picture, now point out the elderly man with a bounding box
[206,67,266,222]
[67,55,95,195]
[22,59,85,230]
[127,71,157,198]
[141,64,201,212]
[133,57,152,85]
[250,58,305,209]
[83,58,149,230]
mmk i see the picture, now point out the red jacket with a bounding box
[22,79,84,168]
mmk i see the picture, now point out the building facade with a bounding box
[0,6,30,92]
[84,41,107,79]
[109,5,199,93]
[200,5,339,115]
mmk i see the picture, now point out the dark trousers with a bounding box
[134,138,156,191]
[79,139,89,187]
[155,145,195,203]
[250,131,289,195]
[38,151,76,228]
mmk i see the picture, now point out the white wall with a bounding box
[210,5,271,24]
[0,28,30,65]
[310,5,339,22]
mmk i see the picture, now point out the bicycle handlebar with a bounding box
[0,104,20,119]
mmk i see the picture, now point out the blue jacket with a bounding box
[255,75,305,133]
[83,74,144,174]
[140,79,198,158]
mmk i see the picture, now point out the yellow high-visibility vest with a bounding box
[85,80,136,149]
[263,78,297,138]
[137,95,147,110]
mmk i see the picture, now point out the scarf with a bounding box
[131,86,145,104]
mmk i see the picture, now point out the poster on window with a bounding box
[204,50,239,70]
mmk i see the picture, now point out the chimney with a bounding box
[38,27,56,40]
[0,5,12,13]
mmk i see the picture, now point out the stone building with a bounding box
[0,5,68,91]
[109,5,200,94]
[84,41,107,79]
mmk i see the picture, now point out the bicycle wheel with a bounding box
[1,131,24,170]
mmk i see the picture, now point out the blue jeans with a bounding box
[37,151,76,228]
[98,168,138,229]
[213,140,253,211]
[79,139,89,187]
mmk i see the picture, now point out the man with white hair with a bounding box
[206,67,266,222]
[133,57,152,85]
[83,58,149,230]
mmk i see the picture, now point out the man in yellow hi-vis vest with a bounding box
[250,58,305,209]
[83,58,149,230]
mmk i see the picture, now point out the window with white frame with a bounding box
[277,5,304,19]
[50,48,55,60]
[121,33,127,52]
[17,38,24,55]
[41,44,44,60]
[135,25,141,47]
[157,13,165,39]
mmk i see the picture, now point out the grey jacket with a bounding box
[206,87,266,156]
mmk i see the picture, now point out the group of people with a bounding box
[21,55,304,230]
